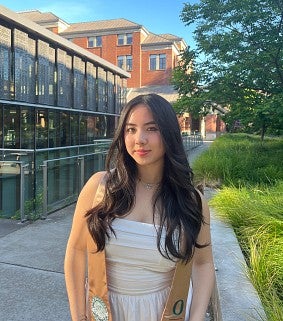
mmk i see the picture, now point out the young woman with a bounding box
[64,93,215,321]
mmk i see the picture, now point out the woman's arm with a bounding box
[189,193,215,321]
[64,171,105,321]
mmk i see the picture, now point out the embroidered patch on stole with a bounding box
[91,296,109,321]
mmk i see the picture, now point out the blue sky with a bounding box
[1,0,198,49]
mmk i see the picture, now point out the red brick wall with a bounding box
[205,114,217,133]
[64,32,177,88]
[205,114,226,135]
[73,37,86,48]
[141,49,174,86]
[116,32,141,88]
[69,33,141,88]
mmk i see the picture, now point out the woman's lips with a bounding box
[135,149,150,156]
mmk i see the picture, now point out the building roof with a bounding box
[127,85,179,104]
[17,10,64,24]
[60,18,142,35]
[141,33,172,45]
[159,33,182,42]
[17,10,186,49]
[0,6,130,79]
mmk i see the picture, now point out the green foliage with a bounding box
[193,134,283,187]
[194,133,283,319]
[171,48,210,117]
[210,184,283,320]
[174,0,283,139]
[12,192,43,221]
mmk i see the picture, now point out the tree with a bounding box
[172,0,283,139]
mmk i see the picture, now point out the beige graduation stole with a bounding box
[87,174,193,321]
[161,259,193,320]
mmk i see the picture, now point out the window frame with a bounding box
[117,55,133,71]
[117,33,133,46]
[87,36,102,48]
[149,54,166,70]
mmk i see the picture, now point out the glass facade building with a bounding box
[0,7,129,219]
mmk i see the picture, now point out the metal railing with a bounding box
[182,134,203,152]
[41,151,107,219]
[0,135,202,221]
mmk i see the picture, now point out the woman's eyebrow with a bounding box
[125,121,156,126]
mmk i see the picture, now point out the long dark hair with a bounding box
[86,93,205,262]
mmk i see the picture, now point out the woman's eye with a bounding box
[126,127,136,133]
[147,127,158,131]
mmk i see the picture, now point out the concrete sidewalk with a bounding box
[0,205,74,321]
[0,142,212,321]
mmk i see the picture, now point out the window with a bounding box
[117,33,133,45]
[36,110,48,149]
[88,36,102,48]
[159,54,166,70]
[126,34,133,45]
[150,55,157,70]
[117,55,132,71]
[149,54,166,70]
[4,107,20,148]
[21,108,34,149]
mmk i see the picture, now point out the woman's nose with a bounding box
[135,130,147,145]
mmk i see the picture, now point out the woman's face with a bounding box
[124,104,165,169]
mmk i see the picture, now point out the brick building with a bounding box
[18,9,226,139]
[18,10,186,89]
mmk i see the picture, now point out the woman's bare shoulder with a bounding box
[77,171,107,206]
[87,171,107,187]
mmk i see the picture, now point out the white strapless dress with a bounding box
[105,218,192,321]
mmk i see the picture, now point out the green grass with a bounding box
[192,134,283,321]
[193,133,283,187]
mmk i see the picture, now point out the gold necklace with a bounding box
[138,178,160,190]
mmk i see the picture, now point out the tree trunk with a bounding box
[260,123,266,141]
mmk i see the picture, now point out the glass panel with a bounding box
[86,116,97,143]
[96,36,102,47]
[79,114,87,145]
[73,56,85,109]
[0,171,20,218]
[37,40,55,105]
[60,112,70,146]
[14,29,36,103]
[21,108,35,149]
[0,105,3,148]
[126,55,132,71]
[48,47,55,105]
[106,115,116,138]
[57,49,72,107]
[117,56,124,69]
[86,62,97,111]
[97,67,107,112]
[88,37,94,48]
[118,34,124,45]
[4,106,20,148]
[116,78,123,114]
[35,150,48,208]
[107,72,115,113]
[150,55,157,70]
[70,113,79,145]
[160,54,166,70]
[126,33,132,45]
[96,115,107,138]
[49,110,60,148]
[35,109,48,148]
[0,25,11,100]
